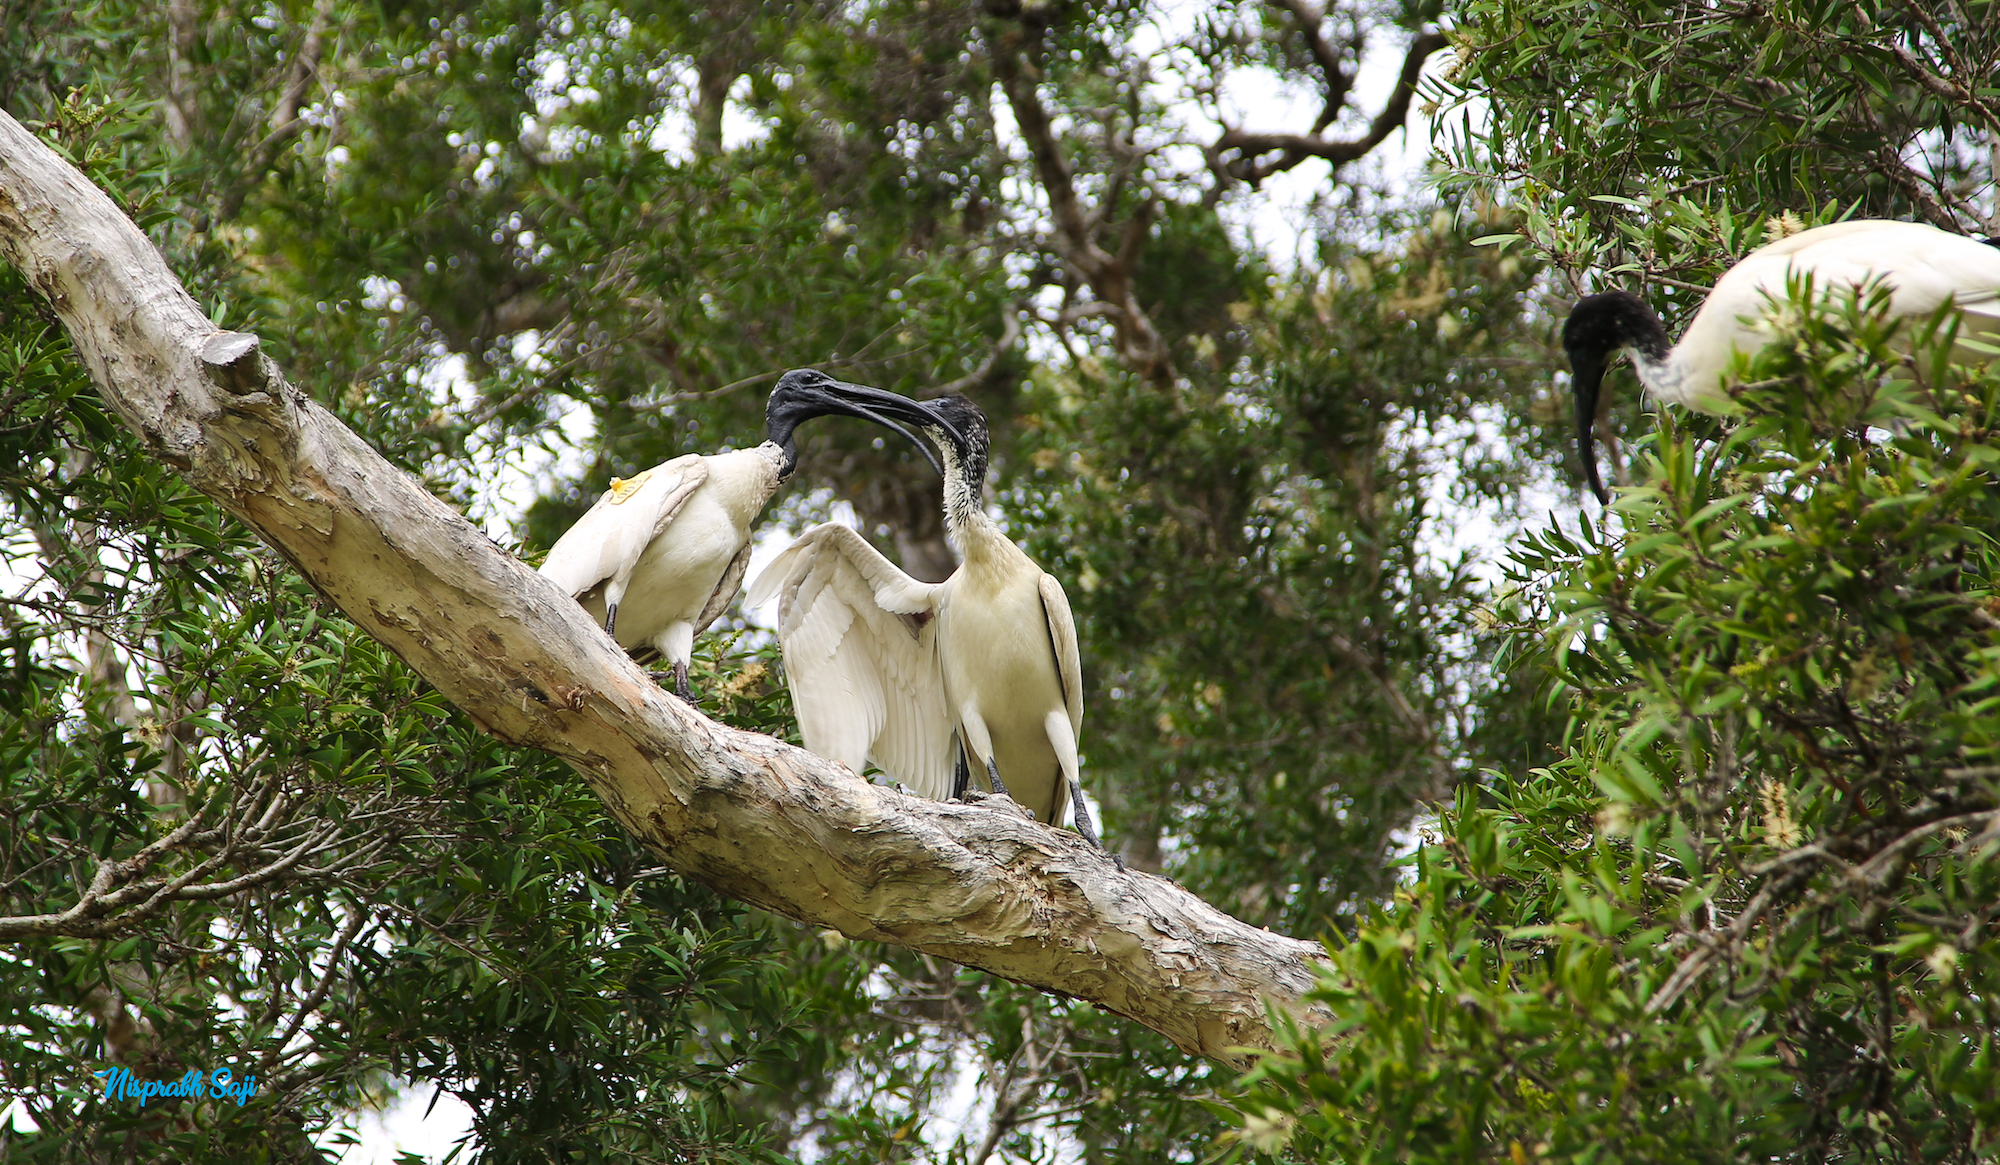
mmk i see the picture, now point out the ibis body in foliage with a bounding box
[538,369,938,701]
[748,391,1108,853]
[1563,218,2000,502]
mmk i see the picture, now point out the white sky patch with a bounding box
[649,102,695,157]
[510,328,553,374]
[648,67,773,158]
[326,1081,479,1164]
[0,503,173,730]
[922,1047,988,1157]
[418,349,476,413]
[459,396,598,544]
[1389,402,1571,589]
[722,74,772,150]
[390,333,602,545]
[360,275,406,313]
[528,53,602,119]
[1124,0,1448,269]
[2,1098,36,1133]
[0,521,56,620]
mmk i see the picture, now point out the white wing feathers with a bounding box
[1777,224,2000,318]
[1039,572,1083,738]
[694,539,754,638]
[747,523,955,799]
[538,454,708,606]
[1673,223,2000,408]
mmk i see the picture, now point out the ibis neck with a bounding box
[725,443,788,521]
[1615,302,1679,403]
[1627,346,1690,407]
[769,434,800,480]
[938,443,1012,565]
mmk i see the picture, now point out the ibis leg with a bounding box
[672,660,693,704]
[1069,780,1121,868]
[603,602,619,638]
[983,756,1013,802]
[952,746,971,801]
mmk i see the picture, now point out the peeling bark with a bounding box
[0,109,1334,1067]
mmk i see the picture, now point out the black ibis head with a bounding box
[775,374,987,490]
[1561,289,1670,506]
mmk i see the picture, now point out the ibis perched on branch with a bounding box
[538,369,939,701]
[748,390,1110,854]
[1563,218,2000,502]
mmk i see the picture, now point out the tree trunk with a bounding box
[693,56,733,158]
[0,109,1333,1068]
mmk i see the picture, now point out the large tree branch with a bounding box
[0,108,1331,1067]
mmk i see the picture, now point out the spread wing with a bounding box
[1038,572,1084,737]
[538,454,709,601]
[693,538,754,638]
[746,523,954,799]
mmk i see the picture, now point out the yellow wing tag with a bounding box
[605,468,655,504]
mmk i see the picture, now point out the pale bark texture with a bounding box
[0,109,1333,1066]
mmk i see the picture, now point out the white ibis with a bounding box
[538,369,939,701]
[746,391,1109,853]
[1564,218,2000,501]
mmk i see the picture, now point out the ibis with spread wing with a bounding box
[748,389,1108,852]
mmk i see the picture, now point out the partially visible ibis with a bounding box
[1563,219,2000,502]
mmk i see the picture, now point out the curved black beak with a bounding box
[1568,348,1610,506]
[813,380,967,477]
[768,374,945,477]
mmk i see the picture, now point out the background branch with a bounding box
[1209,30,1447,187]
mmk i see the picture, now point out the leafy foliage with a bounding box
[1233,286,2000,1161]
[2,240,815,1163]
[1445,0,2000,244]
